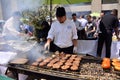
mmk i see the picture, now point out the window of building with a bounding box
[102,10,111,15]
[66,11,91,19]
[102,0,118,4]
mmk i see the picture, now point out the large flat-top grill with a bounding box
[7,54,120,80]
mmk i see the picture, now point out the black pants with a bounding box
[97,31,112,58]
[77,29,87,40]
[50,42,74,54]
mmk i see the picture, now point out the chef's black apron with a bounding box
[50,42,74,54]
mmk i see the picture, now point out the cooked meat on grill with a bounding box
[61,65,70,70]
[73,60,80,63]
[36,58,43,62]
[61,57,68,60]
[65,62,72,66]
[43,58,52,63]
[53,58,60,61]
[114,66,120,71]
[112,58,120,62]
[50,58,60,63]
[71,55,77,58]
[112,61,120,67]
[65,54,71,58]
[47,63,54,68]
[31,62,39,66]
[43,60,50,63]
[59,52,65,58]
[60,59,66,63]
[69,57,75,60]
[70,65,78,71]
[13,53,120,80]
[66,59,74,63]
[74,57,81,61]
[56,62,64,66]
[50,60,57,64]
[72,62,79,66]
[39,62,47,67]
[72,61,80,66]
[52,64,61,69]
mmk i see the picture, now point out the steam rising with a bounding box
[17,0,44,11]
[0,36,47,63]
[1,0,44,20]
[0,0,48,63]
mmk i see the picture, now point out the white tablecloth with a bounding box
[77,40,120,58]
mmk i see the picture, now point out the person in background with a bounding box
[97,9,120,58]
[24,22,34,36]
[85,15,96,38]
[40,21,50,41]
[44,7,78,54]
[35,20,50,43]
[2,11,24,40]
[78,15,87,39]
[118,18,120,35]
[72,13,81,39]
[1,11,29,80]
[92,16,97,23]
[119,18,120,26]
[94,12,105,38]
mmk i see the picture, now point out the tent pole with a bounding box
[50,0,52,25]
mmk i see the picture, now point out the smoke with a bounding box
[1,0,44,20]
[0,0,49,64]
[0,37,47,63]
[17,0,44,11]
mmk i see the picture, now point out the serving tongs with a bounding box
[40,47,50,56]
[85,54,102,61]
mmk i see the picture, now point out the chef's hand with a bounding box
[44,42,50,50]
[73,46,77,53]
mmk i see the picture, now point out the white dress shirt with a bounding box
[78,18,88,28]
[72,19,82,30]
[47,19,78,48]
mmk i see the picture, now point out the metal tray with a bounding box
[9,58,28,65]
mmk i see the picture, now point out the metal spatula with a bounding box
[41,49,49,54]
[41,46,50,54]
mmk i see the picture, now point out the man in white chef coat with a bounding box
[44,7,78,54]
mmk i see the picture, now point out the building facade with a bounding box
[66,0,120,18]
[0,0,120,20]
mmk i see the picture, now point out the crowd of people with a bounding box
[1,6,120,80]
[1,7,120,59]
[45,7,120,58]
[70,9,120,58]
[15,9,120,43]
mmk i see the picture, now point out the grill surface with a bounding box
[8,54,120,80]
